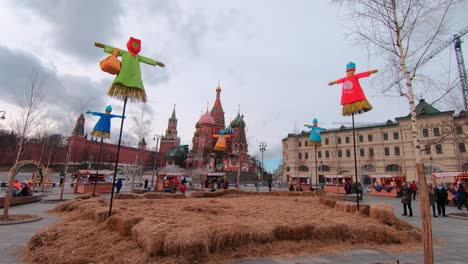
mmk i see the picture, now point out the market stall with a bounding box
[74,169,114,194]
[369,174,406,197]
[201,172,227,190]
[287,175,311,192]
[323,175,352,194]
[155,172,186,192]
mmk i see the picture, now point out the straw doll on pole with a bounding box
[94,37,165,216]
[328,62,377,209]
[86,105,123,196]
[304,118,324,192]
[210,130,231,171]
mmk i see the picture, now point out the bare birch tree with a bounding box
[3,72,47,218]
[130,104,152,193]
[332,1,462,263]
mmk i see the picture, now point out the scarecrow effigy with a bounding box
[304,118,324,192]
[94,37,165,216]
[86,105,124,139]
[328,62,377,209]
[85,105,124,196]
[328,62,377,116]
[210,130,231,171]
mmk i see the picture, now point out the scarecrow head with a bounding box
[219,130,225,136]
[105,105,112,114]
[346,62,356,76]
[313,118,318,127]
[126,37,141,57]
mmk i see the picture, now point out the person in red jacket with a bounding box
[410,180,418,200]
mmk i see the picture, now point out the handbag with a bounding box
[100,48,121,75]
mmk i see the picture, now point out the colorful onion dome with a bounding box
[230,113,246,129]
[198,110,215,125]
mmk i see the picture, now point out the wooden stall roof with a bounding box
[323,175,352,179]
[369,174,405,179]
[205,172,226,176]
[77,170,114,175]
[432,172,468,178]
[158,172,186,176]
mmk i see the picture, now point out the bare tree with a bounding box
[3,72,48,218]
[332,1,462,263]
[130,104,152,193]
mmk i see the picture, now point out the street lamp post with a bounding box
[151,135,161,191]
[259,142,267,192]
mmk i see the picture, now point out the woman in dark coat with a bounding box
[428,183,437,217]
[401,182,413,217]
[435,182,448,217]
[456,183,468,210]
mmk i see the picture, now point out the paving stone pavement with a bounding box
[1,187,467,264]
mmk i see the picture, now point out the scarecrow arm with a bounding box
[355,70,378,79]
[304,124,311,127]
[139,55,165,67]
[85,110,104,117]
[109,114,126,119]
[328,76,345,86]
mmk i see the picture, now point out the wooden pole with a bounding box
[92,137,104,197]
[315,145,318,192]
[351,113,360,210]
[94,42,165,67]
[108,95,128,217]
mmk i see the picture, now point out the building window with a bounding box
[395,146,400,156]
[337,137,342,144]
[423,128,429,137]
[285,144,288,149]
[318,151,322,158]
[298,141,302,148]
[325,138,329,145]
[393,132,399,140]
[325,151,330,158]
[359,135,364,143]
[368,134,373,142]
[435,144,443,154]
[384,147,390,156]
[346,149,351,157]
[433,128,440,137]
[386,164,402,172]
[345,137,350,144]
[299,165,309,172]
[319,165,330,172]
[305,141,308,147]
[459,143,466,153]
[338,150,342,158]
[298,153,302,159]
[287,166,290,172]
[456,126,463,135]
[383,133,388,141]
[424,145,431,155]
[369,148,374,157]
[360,148,365,157]
[305,152,309,159]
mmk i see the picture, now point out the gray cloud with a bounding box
[16,0,123,61]
[0,45,108,130]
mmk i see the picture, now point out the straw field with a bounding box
[24,193,421,264]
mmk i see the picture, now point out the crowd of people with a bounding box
[163,176,188,194]
[205,177,229,192]
[11,180,33,197]
[400,180,468,217]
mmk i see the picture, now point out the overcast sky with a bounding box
[0,0,467,171]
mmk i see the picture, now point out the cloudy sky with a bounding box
[0,0,467,171]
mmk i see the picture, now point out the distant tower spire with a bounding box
[73,113,85,137]
[211,81,225,127]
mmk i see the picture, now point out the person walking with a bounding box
[456,183,468,210]
[115,178,123,193]
[410,180,418,200]
[435,182,448,217]
[144,179,149,190]
[428,183,437,217]
[401,182,413,217]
